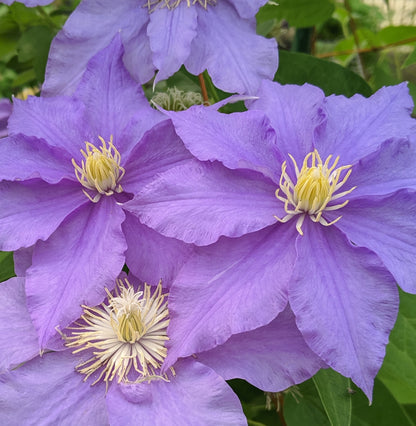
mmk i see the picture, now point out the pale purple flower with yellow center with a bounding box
[125,80,416,400]
[0,99,12,138]
[0,36,195,348]
[42,0,278,97]
[0,275,324,425]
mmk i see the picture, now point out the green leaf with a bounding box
[228,379,280,425]
[9,3,43,30]
[0,251,15,283]
[284,378,330,426]
[270,0,335,28]
[313,369,352,426]
[12,68,36,88]
[275,50,372,97]
[0,33,19,62]
[377,26,416,45]
[352,379,415,426]
[403,46,416,68]
[378,291,416,404]
[17,25,55,81]
[408,82,416,116]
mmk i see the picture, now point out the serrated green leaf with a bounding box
[378,291,416,404]
[352,379,415,426]
[275,50,372,97]
[0,251,15,283]
[313,369,352,426]
[272,0,335,28]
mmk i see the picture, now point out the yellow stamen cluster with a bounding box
[64,279,171,387]
[145,0,216,12]
[275,149,356,235]
[72,136,125,203]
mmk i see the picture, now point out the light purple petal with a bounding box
[13,247,33,276]
[126,160,279,246]
[148,3,197,85]
[106,358,246,426]
[0,134,74,183]
[164,224,296,367]
[165,107,283,183]
[123,212,194,286]
[26,197,126,347]
[42,0,150,96]
[249,80,327,165]
[121,120,193,195]
[0,351,108,426]
[73,35,161,157]
[0,180,86,251]
[328,190,416,294]
[289,221,399,400]
[8,96,88,159]
[198,307,325,392]
[120,12,155,86]
[186,2,278,95]
[315,83,416,165]
[227,0,269,18]
[0,277,39,372]
[0,98,12,138]
[347,138,416,199]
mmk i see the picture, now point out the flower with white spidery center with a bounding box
[64,279,171,387]
[275,149,356,235]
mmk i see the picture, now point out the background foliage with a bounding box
[0,0,415,424]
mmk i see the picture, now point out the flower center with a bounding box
[63,279,170,386]
[72,136,125,203]
[275,149,356,235]
[145,0,216,12]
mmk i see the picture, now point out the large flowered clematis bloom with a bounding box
[0,99,12,138]
[125,81,416,400]
[42,0,278,97]
[0,276,324,425]
[0,36,195,348]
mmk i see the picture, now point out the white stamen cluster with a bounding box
[275,149,356,235]
[145,0,216,12]
[152,87,204,111]
[64,279,170,387]
[72,136,125,203]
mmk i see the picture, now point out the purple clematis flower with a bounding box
[0,98,12,138]
[125,81,416,400]
[42,0,278,97]
[0,275,324,424]
[0,36,195,349]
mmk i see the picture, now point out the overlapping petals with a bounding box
[0,37,195,347]
[107,360,247,426]
[134,81,416,400]
[43,0,277,96]
[164,225,296,365]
